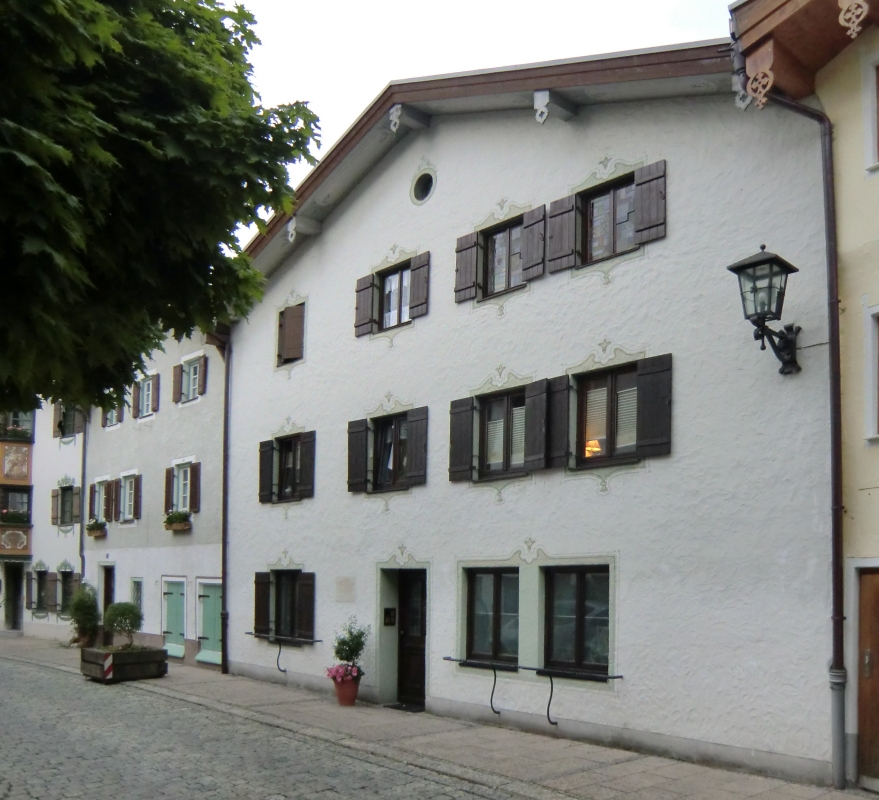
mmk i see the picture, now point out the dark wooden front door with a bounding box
[398,570,427,706]
[860,571,879,782]
[102,567,115,645]
[4,563,22,630]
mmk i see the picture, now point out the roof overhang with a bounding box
[247,38,732,276]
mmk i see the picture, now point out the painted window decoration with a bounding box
[578,367,638,463]
[373,415,408,490]
[545,565,610,677]
[381,265,411,330]
[585,181,636,263]
[481,391,526,476]
[466,569,519,664]
[486,221,524,296]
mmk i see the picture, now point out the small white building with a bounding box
[81,333,226,665]
[226,41,835,782]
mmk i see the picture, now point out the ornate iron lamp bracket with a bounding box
[753,322,801,374]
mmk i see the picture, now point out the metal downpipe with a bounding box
[220,338,232,675]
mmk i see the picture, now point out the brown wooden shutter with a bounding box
[449,398,475,482]
[522,205,547,281]
[112,479,121,521]
[26,572,33,610]
[172,365,183,403]
[297,432,316,499]
[546,194,582,273]
[347,419,369,492]
[151,374,160,412]
[103,483,112,521]
[164,468,174,514]
[254,572,271,636]
[101,410,108,428]
[636,353,672,457]
[89,484,96,519]
[295,572,316,641]
[71,486,82,523]
[409,253,430,318]
[406,407,428,486]
[45,573,58,612]
[278,304,306,363]
[354,275,378,337]
[117,403,124,423]
[634,160,667,245]
[50,489,59,525]
[72,573,81,597]
[189,463,200,512]
[197,356,208,394]
[547,376,570,468]
[454,233,481,302]
[132,382,141,418]
[524,380,548,472]
[133,474,142,519]
[53,404,62,438]
[73,408,85,434]
[258,440,275,503]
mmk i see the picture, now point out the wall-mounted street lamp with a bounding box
[727,245,801,375]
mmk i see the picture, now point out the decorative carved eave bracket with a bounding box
[286,215,322,244]
[840,0,870,38]
[389,104,430,134]
[533,90,577,124]
[745,37,814,108]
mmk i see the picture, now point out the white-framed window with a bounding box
[131,578,143,611]
[106,408,118,427]
[181,359,200,402]
[139,377,153,417]
[121,475,136,521]
[95,481,107,522]
[861,49,879,173]
[175,464,191,512]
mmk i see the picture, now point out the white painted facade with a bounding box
[83,333,224,665]
[226,84,834,782]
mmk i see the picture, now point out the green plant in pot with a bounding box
[69,584,100,646]
[104,602,143,648]
[164,510,191,530]
[326,616,370,706]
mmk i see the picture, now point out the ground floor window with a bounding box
[59,572,74,612]
[466,569,519,664]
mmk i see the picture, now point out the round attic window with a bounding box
[411,169,436,205]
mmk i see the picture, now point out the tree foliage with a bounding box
[0,0,319,412]
[69,583,100,643]
[104,601,143,647]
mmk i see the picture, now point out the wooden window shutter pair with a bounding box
[52,404,62,438]
[354,275,379,337]
[254,572,271,636]
[71,487,82,523]
[635,354,672,457]
[347,409,427,491]
[409,253,430,319]
[278,304,306,364]
[523,377,570,470]
[45,573,58,612]
[164,464,200,513]
[50,489,59,525]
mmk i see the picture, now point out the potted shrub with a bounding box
[164,510,192,532]
[326,616,370,706]
[69,584,100,647]
[86,518,107,537]
[80,600,168,684]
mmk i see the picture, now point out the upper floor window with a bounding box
[60,486,74,525]
[164,463,199,514]
[578,366,638,464]
[121,475,136,521]
[486,221,524,296]
[277,304,305,366]
[466,569,519,665]
[0,487,30,524]
[585,180,635,263]
[259,434,315,503]
[544,565,610,678]
[381,264,411,329]
[1,410,33,441]
[106,408,118,427]
[480,391,525,476]
[53,404,82,438]
[94,481,108,522]
[132,374,159,419]
[347,409,427,493]
[173,355,207,403]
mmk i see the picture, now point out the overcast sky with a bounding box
[241,0,733,187]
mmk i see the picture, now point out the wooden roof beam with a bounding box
[745,36,814,108]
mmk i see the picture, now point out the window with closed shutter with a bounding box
[277,304,306,365]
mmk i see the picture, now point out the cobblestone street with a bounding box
[0,639,870,800]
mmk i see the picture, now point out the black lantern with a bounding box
[727,245,801,375]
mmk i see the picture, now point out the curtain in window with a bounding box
[499,573,519,658]
[383,272,400,329]
[509,226,523,287]
[400,270,411,323]
[584,383,608,457]
[510,401,525,468]
[489,231,508,294]
[615,384,638,454]
[485,399,505,470]
[376,421,395,486]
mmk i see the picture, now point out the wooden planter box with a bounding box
[86,526,107,538]
[81,647,168,684]
[164,522,191,532]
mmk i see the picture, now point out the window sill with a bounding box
[369,485,410,495]
[255,634,315,646]
[475,470,528,483]
[378,320,413,333]
[459,659,519,672]
[867,162,879,174]
[536,668,609,683]
[0,435,34,444]
[572,455,640,471]
[575,246,640,271]
[477,283,527,303]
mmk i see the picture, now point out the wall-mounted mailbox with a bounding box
[383,608,396,626]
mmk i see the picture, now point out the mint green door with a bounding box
[163,581,185,658]
[196,583,222,665]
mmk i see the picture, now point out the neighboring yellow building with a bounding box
[731,0,879,789]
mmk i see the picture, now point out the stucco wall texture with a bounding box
[227,94,832,767]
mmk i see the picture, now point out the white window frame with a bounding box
[95,480,108,522]
[181,359,200,402]
[861,47,879,175]
[175,463,191,512]
[120,472,137,521]
[105,407,118,427]
[139,376,153,418]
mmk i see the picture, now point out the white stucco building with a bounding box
[225,41,836,783]
[81,333,226,665]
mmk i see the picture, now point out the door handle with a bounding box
[866,649,872,678]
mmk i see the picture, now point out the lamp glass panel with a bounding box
[738,262,789,322]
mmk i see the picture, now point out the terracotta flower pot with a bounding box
[332,677,360,706]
